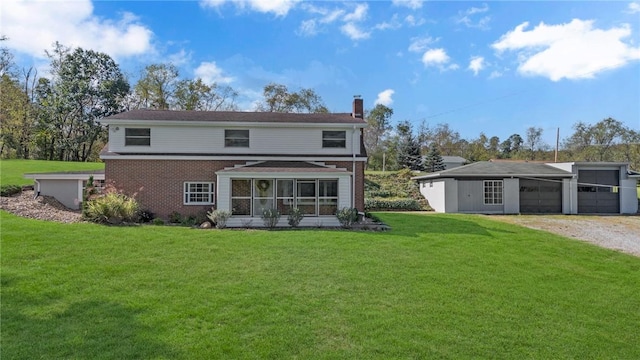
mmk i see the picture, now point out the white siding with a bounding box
[109,125,361,155]
[503,178,519,214]
[419,180,446,212]
[620,178,639,214]
[38,179,82,210]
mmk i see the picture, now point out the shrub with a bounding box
[138,209,154,223]
[336,207,359,228]
[169,211,182,224]
[364,198,421,211]
[0,184,22,197]
[261,208,281,228]
[84,192,140,224]
[152,218,165,226]
[207,209,232,229]
[287,207,304,228]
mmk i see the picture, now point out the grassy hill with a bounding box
[365,169,430,211]
[0,159,104,186]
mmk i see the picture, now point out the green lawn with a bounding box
[0,159,104,186]
[2,211,639,359]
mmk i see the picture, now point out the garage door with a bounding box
[578,170,620,213]
[519,179,562,213]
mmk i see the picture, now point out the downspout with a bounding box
[33,180,41,199]
[352,125,356,209]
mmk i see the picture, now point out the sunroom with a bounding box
[216,161,353,227]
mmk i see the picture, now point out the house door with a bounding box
[578,170,620,213]
[519,179,562,213]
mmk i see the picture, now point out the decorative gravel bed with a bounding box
[490,215,640,257]
[0,190,82,223]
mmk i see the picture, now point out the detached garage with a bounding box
[413,161,638,215]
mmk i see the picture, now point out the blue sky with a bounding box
[3,0,640,146]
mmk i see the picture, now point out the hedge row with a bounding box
[1,185,22,197]
[365,198,422,211]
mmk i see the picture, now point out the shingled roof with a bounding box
[101,109,366,125]
[413,161,573,180]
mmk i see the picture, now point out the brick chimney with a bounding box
[352,96,364,119]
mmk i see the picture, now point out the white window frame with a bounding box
[124,128,151,146]
[225,129,250,148]
[184,182,215,205]
[322,131,346,148]
[483,180,503,205]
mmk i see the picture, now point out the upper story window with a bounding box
[483,180,503,205]
[322,131,346,148]
[124,128,150,146]
[225,129,250,148]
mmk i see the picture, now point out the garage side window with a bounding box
[483,180,503,205]
[125,128,151,146]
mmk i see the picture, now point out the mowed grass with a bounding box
[0,159,104,186]
[2,211,639,359]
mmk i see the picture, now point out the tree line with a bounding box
[364,103,640,172]
[0,40,326,161]
[1,39,638,169]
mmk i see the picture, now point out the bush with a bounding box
[169,211,182,224]
[1,184,22,197]
[84,192,140,224]
[336,207,359,228]
[261,208,281,228]
[152,218,165,226]
[138,209,154,223]
[364,198,421,211]
[207,209,232,229]
[287,207,304,228]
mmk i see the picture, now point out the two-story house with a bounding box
[97,98,367,227]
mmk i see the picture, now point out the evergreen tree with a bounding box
[396,121,425,171]
[424,143,446,172]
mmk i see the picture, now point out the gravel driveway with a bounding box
[490,215,640,257]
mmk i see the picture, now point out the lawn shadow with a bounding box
[370,212,517,239]
[1,279,180,359]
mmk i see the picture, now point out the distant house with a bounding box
[442,156,467,170]
[95,98,368,227]
[413,161,639,214]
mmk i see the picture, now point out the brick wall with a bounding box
[105,159,367,219]
[105,159,238,219]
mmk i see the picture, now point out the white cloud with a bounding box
[405,15,426,27]
[200,0,299,16]
[492,19,640,81]
[299,3,370,41]
[343,3,368,22]
[408,36,438,53]
[468,56,485,76]
[488,70,503,79]
[297,19,318,36]
[195,61,234,84]
[392,0,423,10]
[375,14,402,31]
[456,3,491,30]
[168,49,192,67]
[341,23,371,40]
[422,48,458,70]
[627,2,640,13]
[375,89,395,106]
[2,0,153,61]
